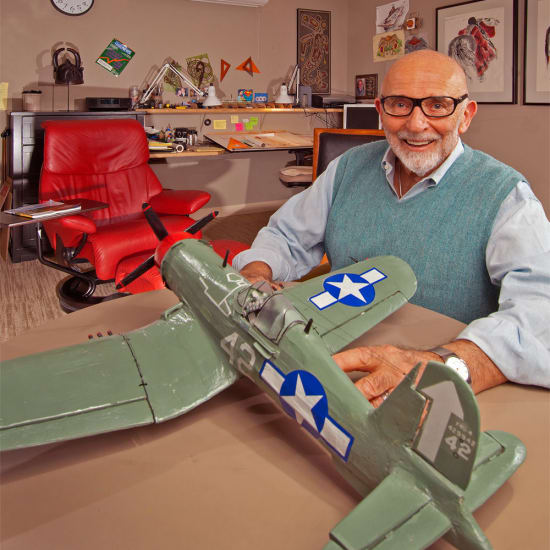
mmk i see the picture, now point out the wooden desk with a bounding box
[1,295,548,550]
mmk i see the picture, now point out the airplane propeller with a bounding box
[116,203,218,290]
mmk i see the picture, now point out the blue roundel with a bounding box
[323,273,375,307]
[279,370,328,433]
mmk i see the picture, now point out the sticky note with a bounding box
[242,118,249,123]
[250,116,258,125]
[0,82,8,111]
[213,119,227,130]
[245,121,255,130]
[230,115,239,123]
[235,122,244,131]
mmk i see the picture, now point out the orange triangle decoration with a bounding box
[236,56,260,77]
[227,137,250,150]
[220,59,231,82]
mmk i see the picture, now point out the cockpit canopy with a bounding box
[237,282,305,343]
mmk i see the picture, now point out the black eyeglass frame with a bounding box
[380,94,469,117]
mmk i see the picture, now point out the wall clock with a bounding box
[50,0,94,16]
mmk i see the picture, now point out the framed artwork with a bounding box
[523,0,550,104]
[436,0,518,104]
[373,30,405,63]
[297,9,331,94]
[356,74,378,100]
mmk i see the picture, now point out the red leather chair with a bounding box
[38,119,246,311]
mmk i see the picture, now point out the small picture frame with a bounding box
[356,74,378,100]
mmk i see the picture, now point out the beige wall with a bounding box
[0,0,348,213]
[1,0,548,214]
[347,0,550,215]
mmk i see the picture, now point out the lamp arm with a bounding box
[136,63,205,107]
[287,64,301,104]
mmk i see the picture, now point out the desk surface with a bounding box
[1,292,548,550]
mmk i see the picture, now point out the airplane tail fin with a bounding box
[372,362,481,490]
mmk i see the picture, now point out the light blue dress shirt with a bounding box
[233,141,550,388]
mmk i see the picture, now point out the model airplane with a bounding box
[0,209,525,550]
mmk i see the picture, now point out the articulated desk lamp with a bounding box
[275,64,300,105]
[136,62,222,108]
[275,64,311,107]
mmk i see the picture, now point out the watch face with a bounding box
[51,0,94,15]
[446,356,470,382]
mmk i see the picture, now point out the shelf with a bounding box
[149,148,225,159]
[137,107,343,115]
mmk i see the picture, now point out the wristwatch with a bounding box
[429,346,472,384]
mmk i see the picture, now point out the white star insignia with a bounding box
[281,374,323,430]
[326,274,369,301]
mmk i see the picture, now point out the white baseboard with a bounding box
[194,199,285,219]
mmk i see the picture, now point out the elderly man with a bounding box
[233,50,550,405]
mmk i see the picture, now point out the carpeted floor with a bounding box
[0,210,273,344]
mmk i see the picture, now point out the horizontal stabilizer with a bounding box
[282,256,417,354]
[464,430,526,512]
[326,469,451,550]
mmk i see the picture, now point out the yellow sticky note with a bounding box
[213,119,227,130]
[230,115,239,124]
[0,83,8,111]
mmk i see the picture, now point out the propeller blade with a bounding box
[186,210,219,235]
[116,255,155,290]
[142,203,169,240]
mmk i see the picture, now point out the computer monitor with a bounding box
[343,104,381,129]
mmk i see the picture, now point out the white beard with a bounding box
[386,127,460,177]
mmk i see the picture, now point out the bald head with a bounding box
[381,50,469,98]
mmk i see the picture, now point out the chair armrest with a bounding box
[54,214,97,234]
[150,190,211,215]
[43,215,97,234]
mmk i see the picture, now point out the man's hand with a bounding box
[239,261,274,284]
[333,345,439,407]
[333,340,507,407]
[239,261,285,291]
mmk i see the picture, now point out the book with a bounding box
[5,200,82,219]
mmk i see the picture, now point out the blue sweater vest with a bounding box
[325,141,523,323]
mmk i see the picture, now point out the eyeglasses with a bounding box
[380,94,469,118]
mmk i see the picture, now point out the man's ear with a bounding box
[374,97,383,117]
[458,100,477,135]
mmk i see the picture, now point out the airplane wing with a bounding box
[324,468,451,550]
[0,302,239,451]
[281,256,417,354]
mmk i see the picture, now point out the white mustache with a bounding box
[397,131,441,142]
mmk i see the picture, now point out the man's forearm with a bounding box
[434,339,507,393]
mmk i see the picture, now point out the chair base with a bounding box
[57,276,129,313]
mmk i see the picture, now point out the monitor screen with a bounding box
[343,104,381,129]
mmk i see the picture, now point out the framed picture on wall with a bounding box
[297,9,331,94]
[356,74,378,100]
[436,0,518,103]
[523,0,550,104]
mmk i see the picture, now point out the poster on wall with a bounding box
[96,39,135,77]
[523,0,550,104]
[436,0,518,104]
[376,0,409,33]
[373,30,405,63]
[297,9,331,94]
[405,34,430,53]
